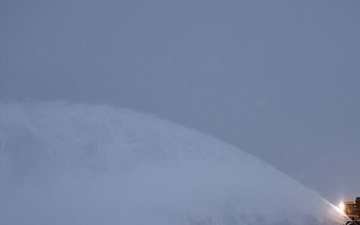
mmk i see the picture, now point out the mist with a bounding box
[0,102,346,225]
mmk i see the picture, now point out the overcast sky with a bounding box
[1,0,360,202]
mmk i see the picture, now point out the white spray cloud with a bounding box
[0,102,346,225]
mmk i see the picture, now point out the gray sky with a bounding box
[1,0,360,202]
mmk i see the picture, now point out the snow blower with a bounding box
[341,197,360,225]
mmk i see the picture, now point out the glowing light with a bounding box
[339,202,345,211]
[332,202,346,216]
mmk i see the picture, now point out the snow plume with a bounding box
[0,102,345,225]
